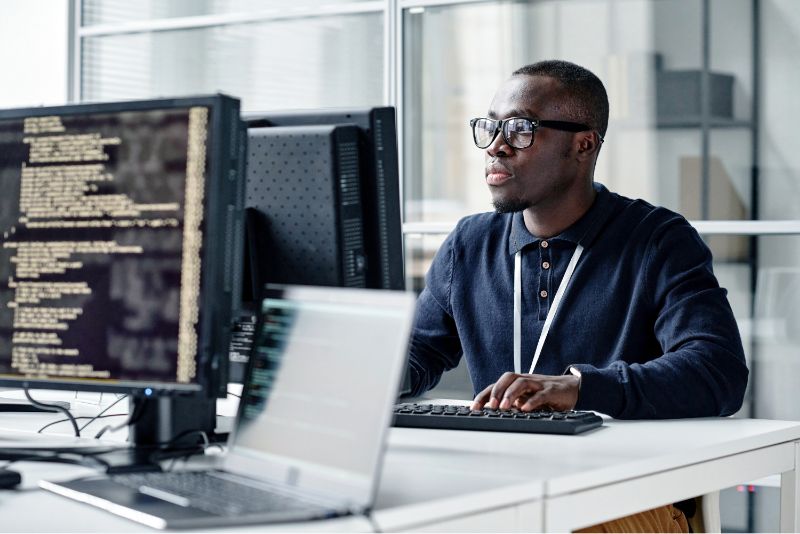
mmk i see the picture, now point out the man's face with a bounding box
[484,75,582,213]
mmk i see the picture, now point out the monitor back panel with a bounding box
[244,107,403,290]
[246,125,366,288]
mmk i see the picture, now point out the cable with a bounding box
[24,388,80,437]
[38,414,127,434]
[226,390,241,399]
[81,395,127,439]
[166,429,210,450]
[366,513,383,533]
[37,394,129,435]
[147,429,220,468]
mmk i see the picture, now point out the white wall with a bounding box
[0,0,69,108]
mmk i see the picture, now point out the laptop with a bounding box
[40,285,415,529]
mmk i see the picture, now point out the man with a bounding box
[408,60,747,417]
[406,58,749,532]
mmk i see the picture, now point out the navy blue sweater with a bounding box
[407,183,748,419]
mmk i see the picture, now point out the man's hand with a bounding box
[471,372,580,412]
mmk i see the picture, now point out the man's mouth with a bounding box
[485,165,512,186]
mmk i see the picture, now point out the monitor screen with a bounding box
[0,96,245,395]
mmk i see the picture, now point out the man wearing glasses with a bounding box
[406,58,748,532]
[408,58,747,415]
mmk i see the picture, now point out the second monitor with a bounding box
[244,107,404,293]
[246,124,367,289]
[228,108,404,384]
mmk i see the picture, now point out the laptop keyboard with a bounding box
[112,471,323,517]
[392,403,603,435]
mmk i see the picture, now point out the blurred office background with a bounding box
[2,0,798,530]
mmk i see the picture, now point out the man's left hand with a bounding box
[470,372,580,412]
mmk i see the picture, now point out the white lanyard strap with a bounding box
[513,251,522,376]
[513,243,584,374]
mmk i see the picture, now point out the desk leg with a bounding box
[780,441,800,533]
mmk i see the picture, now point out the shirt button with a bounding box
[542,261,550,270]
[541,241,549,249]
[540,290,548,298]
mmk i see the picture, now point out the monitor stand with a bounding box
[128,395,219,447]
[94,395,222,473]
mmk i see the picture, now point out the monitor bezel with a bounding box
[0,94,241,396]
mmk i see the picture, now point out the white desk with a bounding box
[377,417,800,532]
[2,408,800,532]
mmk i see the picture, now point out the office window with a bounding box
[402,0,759,225]
[83,0,216,25]
[81,14,383,111]
[82,0,375,26]
[747,235,800,421]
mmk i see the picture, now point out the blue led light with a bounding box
[144,388,153,396]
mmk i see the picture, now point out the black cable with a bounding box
[366,513,383,533]
[155,447,205,467]
[145,429,219,467]
[226,390,242,399]
[37,414,127,434]
[78,394,128,434]
[165,429,210,449]
[24,388,80,437]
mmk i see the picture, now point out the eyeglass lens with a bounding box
[504,118,534,149]
[473,118,535,149]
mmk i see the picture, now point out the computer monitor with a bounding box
[0,95,246,448]
[244,107,404,291]
[226,108,404,384]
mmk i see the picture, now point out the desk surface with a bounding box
[385,416,800,496]
[376,417,800,531]
[2,403,800,532]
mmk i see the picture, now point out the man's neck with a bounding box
[522,183,597,239]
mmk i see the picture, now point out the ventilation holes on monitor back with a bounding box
[245,128,340,285]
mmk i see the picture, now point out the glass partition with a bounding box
[401,0,760,225]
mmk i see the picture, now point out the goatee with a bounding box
[492,198,528,214]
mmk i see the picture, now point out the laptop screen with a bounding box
[229,286,414,500]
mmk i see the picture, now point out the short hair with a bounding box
[512,60,609,137]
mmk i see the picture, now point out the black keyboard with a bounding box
[392,403,603,435]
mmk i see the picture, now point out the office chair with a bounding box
[688,492,721,533]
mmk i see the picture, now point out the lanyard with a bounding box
[513,243,584,374]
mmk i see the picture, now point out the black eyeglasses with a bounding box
[469,116,602,150]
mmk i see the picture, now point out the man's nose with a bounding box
[486,129,512,158]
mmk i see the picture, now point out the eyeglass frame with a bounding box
[469,116,604,150]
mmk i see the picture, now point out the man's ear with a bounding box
[575,132,601,161]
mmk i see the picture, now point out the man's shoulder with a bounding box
[452,211,513,240]
[606,188,693,238]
